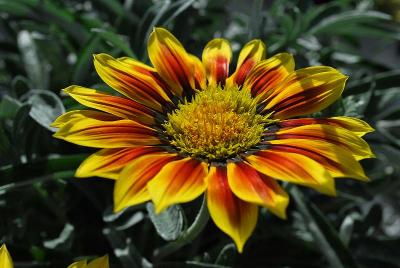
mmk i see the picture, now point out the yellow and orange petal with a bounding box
[76,147,161,179]
[226,39,266,87]
[261,66,347,119]
[94,53,172,112]
[64,86,156,125]
[148,158,208,213]
[206,167,258,253]
[0,244,13,268]
[148,27,203,96]
[53,111,159,148]
[227,162,289,219]
[114,150,179,212]
[202,38,232,86]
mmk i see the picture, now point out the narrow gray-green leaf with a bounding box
[146,202,184,241]
[291,187,359,268]
[21,90,65,132]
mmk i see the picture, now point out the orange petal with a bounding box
[278,116,374,137]
[114,151,178,212]
[227,162,289,219]
[267,139,368,181]
[273,124,374,160]
[206,166,258,253]
[0,244,13,268]
[246,150,336,196]
[75,147,160,179]
[94,53,172,112]
[242,53,294,100]
[226,39,266,87]
[147,158,208,213]
[64,86,156,125]
[202,38,232,86]
[148,27,201,97]
[261,66,347,119]
[53,110,159,148]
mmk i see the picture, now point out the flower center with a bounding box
[163,86,273,161]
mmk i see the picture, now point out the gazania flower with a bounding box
[53,28,374,252]
[0,244,108,268]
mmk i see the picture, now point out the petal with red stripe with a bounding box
[94,53,172,111]
[114,151,178,212]
[148,28,201,97]
[261,66,347,119]
[75,147,160,179]
[147,158,208,213]
[272,124,374,160]
[206,166,258,253]
[267,139,368,181]
[202,38,232,86]
[227,162,289,219]
[51,110,117,128]
[278,116,374,137]
[64,86,156,125]
[242,53,294,101]
[226,39,266,87]
[53,111,159,148]
[246,150,336,196]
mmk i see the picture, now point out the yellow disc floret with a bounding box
[163,86,273,161]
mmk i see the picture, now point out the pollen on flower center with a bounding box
[163,86,272,161]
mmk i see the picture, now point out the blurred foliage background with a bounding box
[0,0,400,267]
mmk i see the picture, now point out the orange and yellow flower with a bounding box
[0,244,108,268]
[53,28,374,252]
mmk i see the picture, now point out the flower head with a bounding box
[53,27,374,252]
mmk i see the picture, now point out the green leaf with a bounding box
[215,243,236,266]
[146,202,184,241]
[17,30,49,90]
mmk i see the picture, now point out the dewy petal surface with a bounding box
[206,166,258,253]
[227,162,289,219]
[148,27,203,97]
[261,66,347,119]
[226,39,266,87]
[64,86,156,125]
[0,244,13,268]
[202,38,232,86]
[114,151,178,212]
[94,53,172,111]
[147,158,208,213]
[246,150,336,195]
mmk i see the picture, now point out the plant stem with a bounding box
[154,196,210,260]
